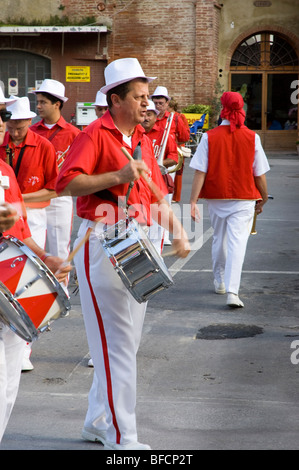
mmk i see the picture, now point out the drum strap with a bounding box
[6,145,27,178]
[94,142,142,212]
[48,126,62,142]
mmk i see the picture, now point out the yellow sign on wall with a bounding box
[66,66,90,82]
[183,113,209,129]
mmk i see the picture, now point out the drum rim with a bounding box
[0,281,38,342]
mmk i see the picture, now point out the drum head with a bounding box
[0,282,38,342]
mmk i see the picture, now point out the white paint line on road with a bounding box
[168,227,214,278]
[169,269,299,275]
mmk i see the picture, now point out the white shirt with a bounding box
[189,120,270,177]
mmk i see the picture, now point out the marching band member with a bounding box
[0,89,71,443]
[190,91,270,308]
[167,98,191,203]
[0,96,59,371]
[56,58,190,450]
[30,79,81,295]
[142,99,178,253]
[151,86,190,244]
[1,96,58,249]
[92,91,108,118]
[151,86,190,146]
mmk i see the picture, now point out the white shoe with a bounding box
[81,426,107,445]
[104,441,151,450]
[163,239,172,246]
[214,280,226,294]
[88,358,94,367]
[227,293,244,308]
[22,344,34,371]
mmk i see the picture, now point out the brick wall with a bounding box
[61,0,221,111]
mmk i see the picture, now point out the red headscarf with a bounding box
[220,91,246,132]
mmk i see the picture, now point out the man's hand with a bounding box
[0,203,19,232]
[43,256,72,284]
[117,160,149,184]
[190,201,201,222]
[172,234,191,259]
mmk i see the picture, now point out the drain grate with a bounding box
[196,323,263,340]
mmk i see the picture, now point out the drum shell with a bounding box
[0,236,70,332]
[99,218,173,303]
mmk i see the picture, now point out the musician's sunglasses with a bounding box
[0,110,12,122]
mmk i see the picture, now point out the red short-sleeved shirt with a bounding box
[146,122,178,163]
[0,129,58,208]
[56,111,168,225]
[30,116,81,168]
[0,160,31,240]
[156,110,190,144]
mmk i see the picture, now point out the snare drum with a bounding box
[99,218,173,303]
[0,235,71,342]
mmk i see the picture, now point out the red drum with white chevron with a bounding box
[0,236,70,331]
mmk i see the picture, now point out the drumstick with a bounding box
[55,217,104,275]
[121,146,165,201]
[162,249,177,258]
[66,228,93,264]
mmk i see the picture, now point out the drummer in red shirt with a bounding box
[0,88,71,443]
[56,58,190,451]
[0,96,59,370]
[0,96,58,249]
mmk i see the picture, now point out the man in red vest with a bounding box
[190,91,270,308]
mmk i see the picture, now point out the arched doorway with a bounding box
[0,50,51,119]
[229,32,298,151]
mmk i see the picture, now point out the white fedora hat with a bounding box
[30,78,68,102]
[92,91,108,107]
[147,99,159,115]
[0,88,17,105]
[7,97,37,119]
[100,58,156,94]
[151,86,170,101]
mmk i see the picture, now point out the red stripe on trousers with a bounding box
[84,230,121,443]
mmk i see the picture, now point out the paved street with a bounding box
[1,152,299,452]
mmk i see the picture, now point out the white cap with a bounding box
[0,88,17,105]
[92,91,108,107]
[29,78,68,102]
[7,97,37,119]
[151,86,170,101]
[147,99,159,115]
[100,58,156,94]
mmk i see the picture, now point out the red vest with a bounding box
[199,125,262,200]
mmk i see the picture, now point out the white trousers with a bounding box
[74,219,147,445]
[0,324,26,443]
[207,200,255,294]
[46,196,73,294]
[26,207,47,249]
[46,196,73,261]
